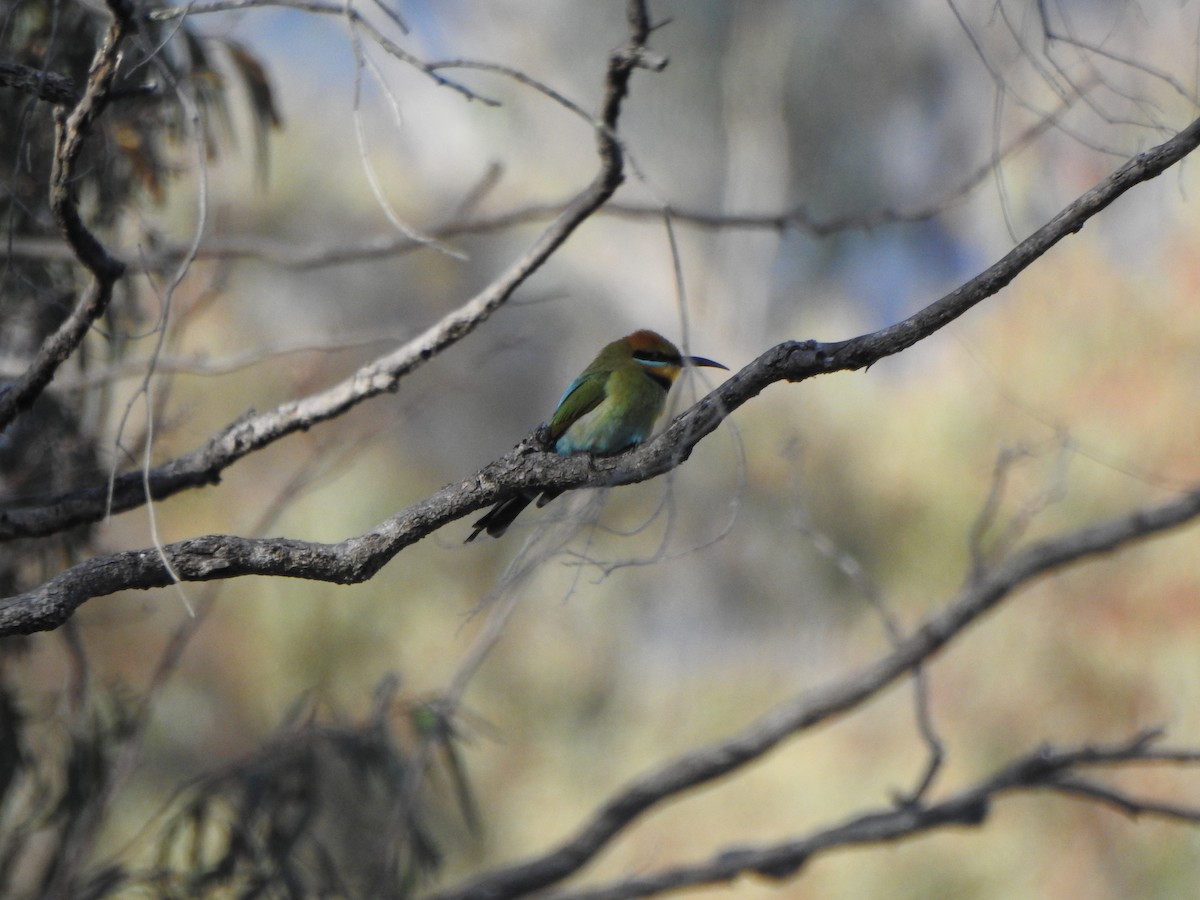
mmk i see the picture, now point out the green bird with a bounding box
[467,329,728,541]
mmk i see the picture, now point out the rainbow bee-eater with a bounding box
[467,329,728,541]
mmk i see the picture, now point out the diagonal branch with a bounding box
[0,0,132,431]
[524,732,1200,900]
[416,492,1200,898]
[2,111,1200,631]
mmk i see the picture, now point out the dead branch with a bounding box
[0,0,132,431]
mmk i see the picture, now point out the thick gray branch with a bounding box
[3,111,1200,631]
[420,492,1200,899]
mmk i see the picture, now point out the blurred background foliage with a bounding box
[4,0,1200,896]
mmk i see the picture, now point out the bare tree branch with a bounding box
[423,495,1200,899]
[0,62,80,105]
[0,0,132,431]
[522,732,1200,900]
[0,103,1197,629]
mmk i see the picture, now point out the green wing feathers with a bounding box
[548,372,607,441]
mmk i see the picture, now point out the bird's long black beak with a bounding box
[683,355,729,371]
